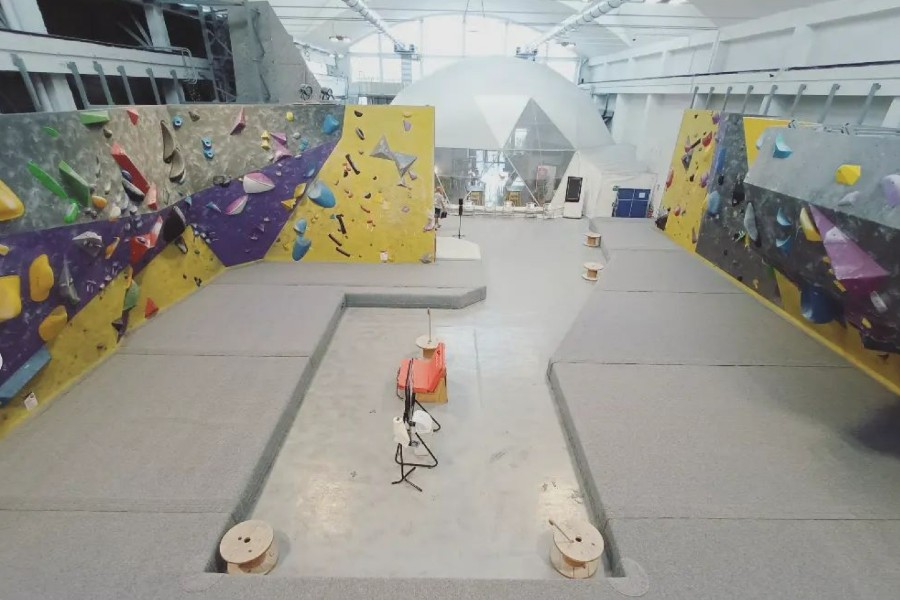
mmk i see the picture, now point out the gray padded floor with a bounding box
[550,218,900,599]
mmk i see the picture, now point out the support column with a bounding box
[145,3,180,104]
[1,0,77,111]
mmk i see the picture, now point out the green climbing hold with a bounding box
[42,126,59,139]
[79,110,111,126]
[58,161,91,206]
[27,161,69,200]
[63,203,80,224]
[123,280,141,312]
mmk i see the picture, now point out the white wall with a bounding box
[581,0,900,211]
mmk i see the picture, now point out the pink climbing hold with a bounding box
[881,174,900,207]
[127,109,140,125]
[809,205,888,296]
[230,107,246,135]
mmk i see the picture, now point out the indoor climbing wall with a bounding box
[659,109,900,391]
[0,102,436,436]
[267,105,436,264]
[660,109,720,251]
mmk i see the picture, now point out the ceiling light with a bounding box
[329,34,352,43]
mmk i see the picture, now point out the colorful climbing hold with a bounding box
[705,191,722,216]
[403,120,412,132]
[0,347,50,406]
[0,178,25,222]
[27,161,68,200]
[293,218,308,236]
[702,131,713,147]
[306,180,336,208]
[775,234,793,254]
[0,275,22,322]
[743,202,759,243]
[79,110,110,126]
[172,115,184,129]
[281,199,297,211]
[111,142,150,193]
[145,298,159,318]
[230,107,246,135]
[91,195,108,210]
[665,169,674,189]
[292,237,311,261]
[130,235,153,264]
[299,138,309,151]
[776,206,792,227]
[123,179,145,203]
[58,161,91,206]
[58,259,79,305]
[355,127,365,140]
[73,231,103,257]
[64,203,80,224]
[0,244,9,256]
[162,206,187,242]
[38,306,68,342]
[105,237,120,259]
[880,174,900,207]
[800,285,838,324]
[322,114,340,135]
[773,134,792,159]
[168,149,186,183]
[225,195,249,216]
[243,172,275,194]
[202,136,215,160]
[28,254,53,302]
[809,205,888,295]
[286,111,294,122]
[108,204,122,221]
[798,206,821,242]
[42,126,59,138]
[127,109,140,125]
[835,164,861,186]
[700,172,709,188]
[123,280,140,311]
[146,183,159,210]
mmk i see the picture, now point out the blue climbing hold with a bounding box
[0,346,51,406]
[203,148,215,160]
[712,146,727,175]
[776,206,792,227]
[121,169,133,182]
[293,218,308,236]
[201,137,213,149]
[801,285,839,324]
[773,134,792,159]
[306,180,336,208]
[705,191,722,216]
[172,115,184,129]
[299,137,310,151]
[775,233,793,254]
[322,114,340,135]
[292,236,311,261]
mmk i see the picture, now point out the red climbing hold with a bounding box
[130,235,153,264]
[127,109,140,125]
[110,142,150,193]
[666,169,674,189]
[145,298,159,318]
[702,131,713,147]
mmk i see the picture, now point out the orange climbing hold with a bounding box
[0,178,25,222]
[145,297,159,318]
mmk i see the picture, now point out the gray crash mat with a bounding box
[600,249,741,294]
[0,354,313,514]
[553,290,847,367]
[121,284,344,357]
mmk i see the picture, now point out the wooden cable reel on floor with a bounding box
[585,232,602,248]
[219,520,278,575]
[583,262,604,282]
[549,518,604,579]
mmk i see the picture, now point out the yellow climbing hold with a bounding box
[286,111,295,122]
[862,317,872,329]
[0,275,22,322]
[29,254,54,302]
[105,237,120,259]
[294,182,307,199]
[799,207,821,242]
[91,195,108,210]
[281,199,296,211]
[0,244,9,256]
[261,130,270,140]
[261,140,270,151]
[835,164,861,186]
[38,305,68,341]
[834,280,846,292]
[0,178,25,222]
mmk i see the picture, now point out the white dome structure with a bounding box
[393,57,613,150]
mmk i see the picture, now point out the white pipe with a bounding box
[523,0,626,52]
[341,0,408,51]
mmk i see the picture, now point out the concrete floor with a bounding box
[251,217,601,579]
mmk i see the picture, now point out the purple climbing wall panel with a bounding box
[190,141,335,267]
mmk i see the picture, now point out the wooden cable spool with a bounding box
[582,262,604,282]
[219,520,278,575]
[585,232,602,248]
[549,518,604,579]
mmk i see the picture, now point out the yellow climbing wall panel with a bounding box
[266,105,436,263]
[127,231,224,331]
[660,110,719,251]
